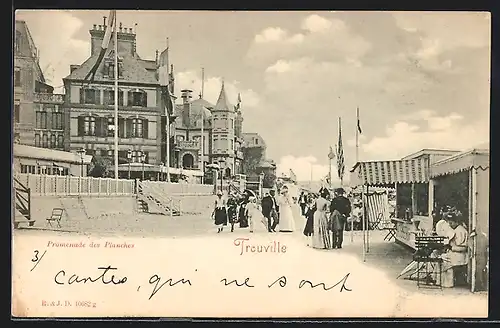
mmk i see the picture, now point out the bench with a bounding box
[46,208,64,228]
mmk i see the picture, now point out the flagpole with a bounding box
[338,117,343,187]
[356,107,359,164]
[113,11,119,181]
[200,108,204,184]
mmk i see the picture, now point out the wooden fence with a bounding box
[14,173,135,196]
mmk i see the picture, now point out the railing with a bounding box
[137,181,181,216]
[13,177,31,220]
[34,93,65,103]
[14,173,135,196]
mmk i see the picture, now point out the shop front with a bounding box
[430,148,489,292]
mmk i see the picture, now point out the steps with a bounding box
[13,177,35,229]
[137,181,181,216]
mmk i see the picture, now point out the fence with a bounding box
[141,180,213,195]
[14,173,135,196]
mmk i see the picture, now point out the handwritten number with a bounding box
[30,250,47,272]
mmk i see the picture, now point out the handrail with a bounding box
[138,181,180,214]
[13,176,29,193]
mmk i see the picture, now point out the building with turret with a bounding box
[173,83,245,179]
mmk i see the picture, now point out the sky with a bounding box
[15,10,491,183]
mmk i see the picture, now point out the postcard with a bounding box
[12,10,490,318]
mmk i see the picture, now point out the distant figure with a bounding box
[329,188,351,249]
[247,196,268,233]
[303,197,316,245]
[213,191,227,233]
[227,194,239,232]
[277,186,296,232]
[298,191,307,216]
[311,188,331,249]
[261,189,279,232]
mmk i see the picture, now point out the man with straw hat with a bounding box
[329,187,351,249]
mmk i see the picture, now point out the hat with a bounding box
[216,190,223,196]
[335,188,345,194]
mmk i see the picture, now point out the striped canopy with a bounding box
[350,157,430,187]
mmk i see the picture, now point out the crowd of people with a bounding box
[211,185,297,234]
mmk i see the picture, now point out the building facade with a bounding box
[172,83,245,178]
[14,20,66,149]
[63,21,173,175]
[241,132,276,177]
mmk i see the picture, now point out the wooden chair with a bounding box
[46,208,64,228]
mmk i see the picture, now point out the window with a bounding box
[14,104,20,123]
[14,69,21,87]
[78,116,97,136]
[128,90,147,107]
[50,134,56,148]
[131,118,143,137]
[230,139,234,151]
[52,111,63,130]
[105,89,124,106]
[21,165,36,174]
[42,134,48,148]
[104,60,123,78]
[107,117,115,137]
[57,135,64,149]
[255,138,259,145]
[131,150,147,163]
[80,88,100,105]
[35,134,41,147]
[36,110,47,129]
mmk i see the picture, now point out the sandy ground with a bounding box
[13,205,488,317]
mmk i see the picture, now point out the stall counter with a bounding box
[391,216,432,250]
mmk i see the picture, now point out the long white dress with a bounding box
[277,194,296,232]
[247,202,268,233]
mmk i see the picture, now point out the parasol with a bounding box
[243,189,257,198]
[397,260,426,279]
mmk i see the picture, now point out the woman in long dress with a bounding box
[312,188,332,249]
[213,191,227,233]
[277,186,296,232]
[303,195,316,246]
[247,196,268,233]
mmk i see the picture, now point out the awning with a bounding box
[350,157,429,187]
[431,149,489,178]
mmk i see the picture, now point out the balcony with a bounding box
[34,93,65,104]
[176,140,200,150]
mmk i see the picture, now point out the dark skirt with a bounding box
[228,206,238,224]
[239,205,249,228]
[214,208,228,226]
[303,213,314,236]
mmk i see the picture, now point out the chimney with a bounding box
[70,65,80,74]
[181,89,192,128]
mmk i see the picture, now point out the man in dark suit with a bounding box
[329,188,351,248]
[261,189,279,232]
[298,191,307,216]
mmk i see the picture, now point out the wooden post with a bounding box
[362,184,366,262]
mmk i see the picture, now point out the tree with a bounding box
[88,155,113,178]
[241,146,264,176]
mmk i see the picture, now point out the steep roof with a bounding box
[174,98,215,129]
[64,49,158,84]
[213,82,233,111]
[15,20,46,84]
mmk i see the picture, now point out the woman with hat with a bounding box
[276,185,296,232]
[213,190,228,233]
[311,188,332,249]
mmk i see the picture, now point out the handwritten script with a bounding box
[31,250,353,301]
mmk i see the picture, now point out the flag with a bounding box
[162,86,175,117]
[84,10,116,83]
[357,107,362,134]
[336,118,345,181]
[234,93,242,111]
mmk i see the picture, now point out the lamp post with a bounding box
[76,148,86,177]
[259,172,265,198]
[141,153,146,181]
[127,149,132,180]
[160,162,165,181]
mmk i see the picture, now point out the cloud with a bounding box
[175,70,260,107]
[247,15,371,66]
[301,14,333,33]
[15,11,89,93]
[265,60,292,73]
[361,114,489,160]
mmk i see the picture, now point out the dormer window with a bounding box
[103,54,123,79]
